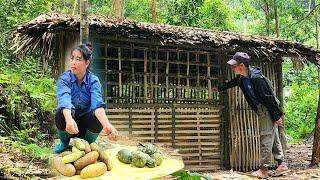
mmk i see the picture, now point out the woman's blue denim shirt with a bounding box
[57,70,106,117]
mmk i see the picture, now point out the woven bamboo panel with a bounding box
[107,104,222,172]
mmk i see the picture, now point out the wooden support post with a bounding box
[207,53,212,101]
[171,103,176,147]
[129,105,132,136]
[80,0,89,43]
[177,50,180,102]
[144,49,148,102]
[104,45,108,100]
[276,57,287,153]
[155,107,159,142]
[166,51,169,100]
[311,69,320,165]
[131,44,136,103]
[197,111,202,165]
[149,50,154,103]
[196,51,200,100]
[155,47,159,102]
[118,48,122,98]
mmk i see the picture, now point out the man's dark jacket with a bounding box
[218,66,283,121]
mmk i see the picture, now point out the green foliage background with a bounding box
[0,0,318,155]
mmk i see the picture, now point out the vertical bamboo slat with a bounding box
[155,47,159,102]
[197,111,202,164]
[187,52,190,88]
[149,51,154,103]
[155,107,159,142]
[166,51,169,100]
[177,50,181,102]
[118,47,122,98]
[207,53,212,100]
[171,103,176,147]
[196,52,200,98]
[144,49,148,102]
[131,44,136,103]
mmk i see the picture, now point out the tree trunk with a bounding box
[114,0,122,18]
[274,0,280,37]
[276,57,287,154]
[72,0,78,15]
[316,19,319,49]
[264,0,271,36]
[311,73,320,166]
[152,0,157,23]
[315,0,319,49]
[80,0,89,43]
[311,1,320,166]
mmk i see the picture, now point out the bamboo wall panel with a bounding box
[99,41,220,105]
[228,60,280,171]
[107,104,223,172]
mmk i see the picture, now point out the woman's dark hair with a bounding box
[71,42,93,61]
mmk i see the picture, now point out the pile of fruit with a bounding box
[117,143,163,168]
[51,139,112,179]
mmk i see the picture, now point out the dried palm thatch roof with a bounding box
[11,13,320,66]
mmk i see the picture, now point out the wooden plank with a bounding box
[173,130,219,133]
[184,159,221,163]
[131,131,155,135]
[113,120,155,124]
[174,114,221,118]
[175,141,220,146]
[130,125,156,128]
[180,152,220,157]
[108,109,130,112]
[108,115,130,118]
[174,109,221,113]
[174,135,220,140]
[156,129,221,134]
[131,115,156,118]
[157,124,220,128]
[186,166,221,171]
[177,147,220,151]
[157,119,222,123]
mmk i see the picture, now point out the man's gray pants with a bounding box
[257,105,285,169]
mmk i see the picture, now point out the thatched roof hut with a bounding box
[11,13,320,172]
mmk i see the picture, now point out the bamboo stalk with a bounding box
[118,47,122,97]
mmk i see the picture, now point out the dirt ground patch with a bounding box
[205,142,320,179]
[0,136,319,179]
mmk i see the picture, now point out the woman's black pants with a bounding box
[55,110,103,139]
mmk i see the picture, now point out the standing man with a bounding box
[218,52,289,178]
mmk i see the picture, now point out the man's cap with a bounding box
[227,52,250,65]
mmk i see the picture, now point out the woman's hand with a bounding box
[65,118,79,134]
[104,123,119,141]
